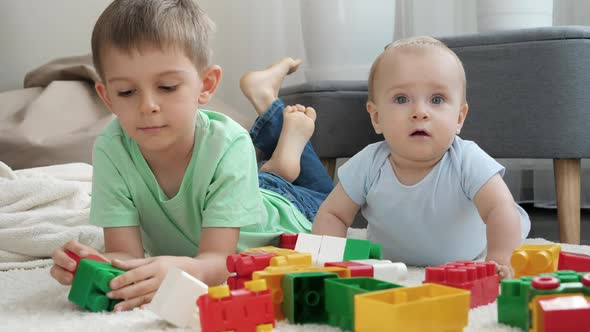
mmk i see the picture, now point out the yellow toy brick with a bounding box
[269,253,312,268]
[354,283,470,332]
[252,265,350,320]
[511,244,561,278]
[245,246,299,257]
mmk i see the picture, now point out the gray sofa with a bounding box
[280,26,590,244]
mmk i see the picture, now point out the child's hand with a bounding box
[494,262,514,280]
[106,256,193,311]
[50,240,108,285]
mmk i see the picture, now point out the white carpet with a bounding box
[4,236,586,331]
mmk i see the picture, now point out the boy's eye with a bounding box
[159,85,178,92]
[394,96,408,104]
[117,89,136,97]
[431,96,444,104]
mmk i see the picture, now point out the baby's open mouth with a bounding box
[410,130,430,137]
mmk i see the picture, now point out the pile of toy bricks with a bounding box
[498,244,590,332]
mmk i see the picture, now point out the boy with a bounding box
[50,0,333,311]
[312,36,531,278]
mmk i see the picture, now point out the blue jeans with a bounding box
[250,99,334,222]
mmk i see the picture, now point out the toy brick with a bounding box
[281,272,339,324]
[352,259,408,283]
[424,260,498,308]
[227,275,251,290]
[64,250,108,276]
[557,251,590,272]
[324,277,402,331]
[342,238,372,261]
[529,293,590,332]
[227,251,277,277]
[279,234,298,250]
[325,261,373,277]
[510,244,561,278]
[148,267,208,328]
[269,253,312,268]
[294,233,322,265]
[354,283,470,332]
[67,259,124,312]
[316,236,347,266]
[197,280,275,332]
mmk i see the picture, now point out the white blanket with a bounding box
[0,161,103,270]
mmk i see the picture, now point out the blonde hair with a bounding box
[91,0,214,80]
[367,36,467,102]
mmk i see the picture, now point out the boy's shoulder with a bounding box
[197,109,250,141]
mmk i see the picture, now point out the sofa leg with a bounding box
[553,158,581,244]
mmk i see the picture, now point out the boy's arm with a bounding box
[473,174,522,274]
[103,226,145,260]
[188,227,240,285]
[313,183,360,237]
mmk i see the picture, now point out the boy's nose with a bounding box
[139,94,160,114]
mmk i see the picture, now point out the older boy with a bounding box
[50,0,333,311]
[313,36,530,278]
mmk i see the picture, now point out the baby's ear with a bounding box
[456,102,469,132]
[198,65,222,105]
[366,101,382,134]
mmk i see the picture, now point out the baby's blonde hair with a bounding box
[91,0,214,81]
[367,36,467,102]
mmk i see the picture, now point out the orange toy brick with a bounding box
[354,283,470,332]
[196,279,274,332]
[424,260,499,308]
[511,244,561,278]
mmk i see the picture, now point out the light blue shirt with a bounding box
[338,137,531,266]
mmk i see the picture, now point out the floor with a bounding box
[524,203,590,245]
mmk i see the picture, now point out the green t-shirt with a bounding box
[90,110,311,256]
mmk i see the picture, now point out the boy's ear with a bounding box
[95,82,113,111]
[366,101,383,134]
[456,103,469,134]
[198,65,222,105]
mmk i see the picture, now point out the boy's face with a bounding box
[367,47,468,165]
[95,46,220,154]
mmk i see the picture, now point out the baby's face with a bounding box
[95,45,205,154]
[368,47,468,166]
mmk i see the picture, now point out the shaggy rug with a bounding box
[3,236,586,332]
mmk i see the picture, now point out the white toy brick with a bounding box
[353,259,408,283]
[316,235,347,266]
[148,267,208,329]
[294,233,323,264]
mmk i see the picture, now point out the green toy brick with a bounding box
[497,270,590,331]
[369,243,382,259]
[342,239,382,261]
[325,277,402,331]
[282,272,339,324]
[68,259,124,312]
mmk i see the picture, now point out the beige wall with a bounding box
[0,0,110,92]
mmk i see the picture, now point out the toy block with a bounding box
[355,283,470,332]
[244,246,299,257]
[352,259,408,283]
[253,265,350,320]
[67,259,124,312]
[424,260,498,308]
[342,238,382,260]
[510,244,561,278]
[196,279,275,332]
[497,271,590,331]
[64,249,108,276]
[148,267,208,328]
[557,251,590,272]
[227,251,277,277]
[529,293,590,332]
[324,277,402,331]
[227,275,251,290]
[269,253,312,268]
[294,233,322,264]
[316,236,347,266]
[281,272,339,324]
[325,261,373,277]
[279,234,298,250]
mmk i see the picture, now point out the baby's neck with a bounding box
[389,154,443,186]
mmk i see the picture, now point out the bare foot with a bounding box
[260,105,316,182]
[240,57,302,116]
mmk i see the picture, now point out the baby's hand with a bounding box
[106,256,193,311]
[493,262,514,280]
[50,240,108,285]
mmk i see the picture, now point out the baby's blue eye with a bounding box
[431,96,444,104]
[394,96,408,104]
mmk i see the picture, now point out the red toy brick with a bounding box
[279,234,298,250]
[197,282,275,332]
[65,249,108,275]
[227,251,277,277]
[324,261,373,277]
[226,275,251,290]
[424,260,499,308]
[538,295,590,332]
[557,251,590,272]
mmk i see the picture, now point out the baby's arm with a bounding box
[313,183,360,237]
[474,174,522,278]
